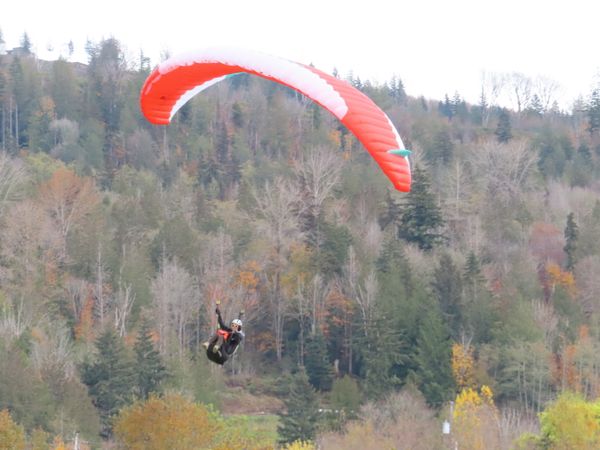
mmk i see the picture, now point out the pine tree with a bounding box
[462,252,494,343]
[277,370,320,445]
[304,332,333,391]
[495,109,513,143]
[431,129,454,165]
[413,304,453,407]
[81,328,135,437]
[397,166,445,251]
[432,253,463,337]
[587,89,600,136]
[134,317,168,399]
[479,88,488,126]
[389,75,407,104]
[361,315,405,400]
[463,251,485,301]
[20,33,32,54]
[439,94,453,119]
[378,190,402,230]
[527,94,544,116]
[564,212,579,272]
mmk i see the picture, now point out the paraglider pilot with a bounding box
[203,305,244,365]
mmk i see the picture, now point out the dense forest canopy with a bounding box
[1,31,600,448]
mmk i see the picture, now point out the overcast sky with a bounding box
[2,0,599,110]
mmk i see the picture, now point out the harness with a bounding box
[217,328,231,341]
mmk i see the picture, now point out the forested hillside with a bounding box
[2,33,600,449]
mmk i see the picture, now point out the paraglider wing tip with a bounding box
[387,148,412,157]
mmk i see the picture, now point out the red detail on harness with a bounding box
[217,329,231,341]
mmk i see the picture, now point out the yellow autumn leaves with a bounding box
[451,343,500,450]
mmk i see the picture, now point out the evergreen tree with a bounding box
[378,190,402,230]
[577,143,592,163]
[432,253,463,337]
[28,97,55,153]
[304,332,333,391]
[413,304,453,407]
[330,375,361,416]
[361,315,405,400]
[587,89,600,136]
[439,94,453,119]
[452,92,469,120]
[277,370,320,445]
[495,108,513,143]
[526,94,544,116]
[9,55,41,149]
[50,58,79,119]
[376,234,412,291]
[134,317,168,399]
[462,252,494,343]
[478,88,488,126]
[0,71,6,150]
[81,328,135,437]
[313,220,352,277]
[463,251,485,301]
[564,212,579,272]
[389,75,407,104]
[86,38,126,173]
[431,128,454,165]
[397,166,445,251]
[20,33,32,54]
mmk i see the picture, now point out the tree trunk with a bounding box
[96,243,105,327]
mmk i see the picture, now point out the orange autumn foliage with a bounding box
[328,129,341,148]
[236,260,261,292]
[252,330,277,353]
[552,344,580,392]
[546,262,577,298]
[74,291,95,343]
[114,393,221,450]
[323,288,354,337]
[37,167,99,239]
[51,436,68,450]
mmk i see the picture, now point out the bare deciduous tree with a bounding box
[162,171,197,226]
[508,72,533,114]
[319,390,442,449]
[293,146,342,246]
[114,281,135,338]
[0,300,29,343]
[253,178,303,361]
[31,322,75,388]
[152,259,199,358]
[575,255,600,317]
[532,299,558,346]
[1,199,61,292]
[49,118,79,160]
[342,246,378,339]
[197,229,237,330]
[293,145,342,204]
[94,242,110,327]
[37,167,100,264]
[480,71,506,126]
[351,193,383,262]
[534,75,561,112]
[467,139,537,204]
[0,152,26,218]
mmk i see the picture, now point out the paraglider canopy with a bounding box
[140,46,411,192]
